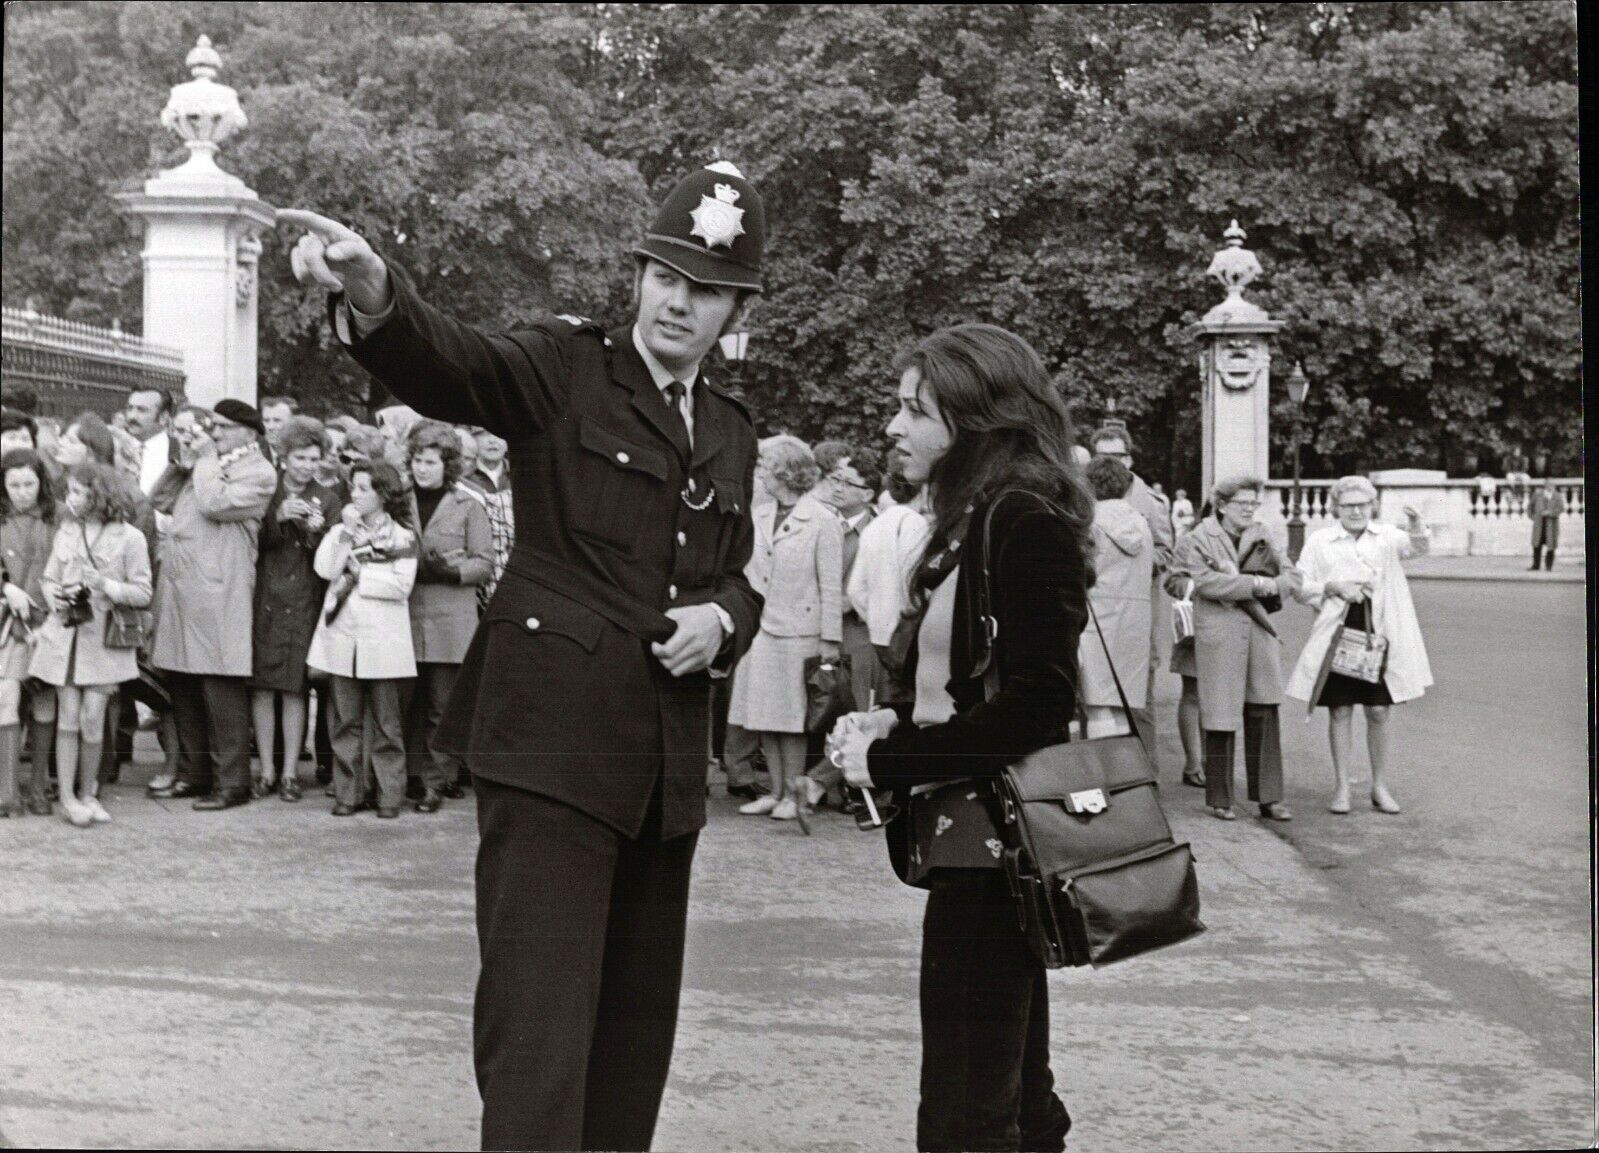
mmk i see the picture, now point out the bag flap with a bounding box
[1006,735,1155,803]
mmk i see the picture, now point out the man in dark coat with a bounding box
[278,161,765,1152]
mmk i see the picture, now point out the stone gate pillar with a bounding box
[115,36,275,407]
[1193,221,1281,501]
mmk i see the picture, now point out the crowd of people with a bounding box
[0,378,1438,829]
[0,387,513,823]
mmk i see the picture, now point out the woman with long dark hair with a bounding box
[1,450,58,815]
[830,323,1093,1152]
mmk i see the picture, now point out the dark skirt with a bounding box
[1314,601,1394,709]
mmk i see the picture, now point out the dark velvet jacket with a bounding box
[867,489,1090,793]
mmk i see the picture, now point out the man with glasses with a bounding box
[1089,424,1172,765]
[796,441,882,812]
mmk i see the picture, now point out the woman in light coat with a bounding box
[29,462,152,827]
[1169,474,1301,822]
[1286,475,1432,815]
[403,420,493,813]
[307,459,418,818]
[727,437,844,824]
[1079,457,1152,738]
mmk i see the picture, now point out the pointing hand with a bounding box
[275,209,393,315]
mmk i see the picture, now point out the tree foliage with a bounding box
[3,2,1579,480]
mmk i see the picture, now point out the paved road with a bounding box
[0,580,1590,1151]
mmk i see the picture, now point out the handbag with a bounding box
[803,653,854,734]
[1328,600,1388,684]
[975,492,1206,969]
[1171,579,1195,647]
[79,523,152,651]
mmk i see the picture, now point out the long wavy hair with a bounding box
[898,324,1095,602]
[1,449,56,523]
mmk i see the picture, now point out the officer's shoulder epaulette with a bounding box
[699,376,755,425]
[522,313,611,346]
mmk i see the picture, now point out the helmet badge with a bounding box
[689,183,746,250]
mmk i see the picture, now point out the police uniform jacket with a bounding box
[333,264,762,840]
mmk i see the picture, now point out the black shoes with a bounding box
[330,800,369,817]
[192,791,250,811]
[150,780,204,799]
[726,783,768,802]
[414,788,443,813]
[438,781,465,800]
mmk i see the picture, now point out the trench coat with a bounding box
[28,519,152,688]
[334,262,762,840]
[1529,488,1565,550]
[1285,522,1433,708]
[1169,516,1302,732]
[1081,498,1152,710]
[251,478,343,693]
[149,446,278,678]
[305,521,419,680]
[408,486,494,665]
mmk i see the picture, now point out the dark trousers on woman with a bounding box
[328,675,406,808]
[474,777,697,1152]
[919,869,1071,1153]
[401,661,461,790]
[1203,703,1283,810]
[166,672,251,798]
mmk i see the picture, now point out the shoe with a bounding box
[1258,801,1293,822]
[250,777,276,801]
[1370,787,1402,815]
[738,794,779,815]
[1181,771,1206,788]
[324,783,336,798]
[438,781,464,800]
[145,773,176,796]
[192,791,249,811]
[280,777,302,802]
[61,796,94,828]
[27,796,53,817]
[414,788,443,813]
[726,782,767,802]
[1208,806,1236,821]
[85,796,112,824]
[376,805,401,819]
[150,780,205,800]
[769,797,799,821]
[330,801,369,817]
[1328,790,1351,815]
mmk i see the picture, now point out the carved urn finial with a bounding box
[159,35,247,177]
[1206,219,1263,301]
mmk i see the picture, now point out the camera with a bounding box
[61,585,94,628]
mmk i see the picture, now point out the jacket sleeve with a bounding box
[452,497,496,587]
[313,525,350,581]
[1147,492,1174,575]
[39,530,66,607]
[356,532,419,602]
[816,512,845,645]
[1293,533,1332,608]
[1172,532,1257,603]
[103,528,153,609]
[708,453,764,673]
[192,456,276,524]
[866,504,1087,791]
[332,261,571,439]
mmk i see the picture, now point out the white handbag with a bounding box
[1171,579,1195,647]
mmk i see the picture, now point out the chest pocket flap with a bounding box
[486,582,605,653]
[711,477,746,516]
[578,418,669,482]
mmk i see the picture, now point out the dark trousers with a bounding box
[1203,703,1284,809]
[919,870,1071,1153]
[402,661,461,790]
[166,672,251,797]
[328,675,406,808]
[474,777,697,1152]
[311,680,335,784]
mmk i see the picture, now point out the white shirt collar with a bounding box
[630,324,698,397]
[845,509,870,531]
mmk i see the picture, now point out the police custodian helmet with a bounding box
[633,161,765,293]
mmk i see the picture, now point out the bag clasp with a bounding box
[1068,788,1108,814]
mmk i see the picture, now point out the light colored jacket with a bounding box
[149,446,278,676]
[847,503,929,646]
[1081,499,1153,709]
[1286,521,1432,707]
[29,519,152,687]
[408,487,494,664]
[1125,473,1174,576]
[1170,516,1302,731]
[751,494,844,642]
[306,521,419,680]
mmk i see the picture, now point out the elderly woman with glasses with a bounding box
[1169,473,1301,822]
[1286,475,1432,815]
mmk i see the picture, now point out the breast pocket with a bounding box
[570,418,671,554]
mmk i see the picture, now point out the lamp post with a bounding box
[718,328,750,391]
[1285,361,1310,561]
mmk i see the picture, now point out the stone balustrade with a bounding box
[1263,477,1585,558]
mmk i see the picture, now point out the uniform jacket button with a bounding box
[668,585,678,600]
[525,616,540,630]
[677,531,687,546]
[616,451,630,464]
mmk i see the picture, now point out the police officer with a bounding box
[279,161,766,1152]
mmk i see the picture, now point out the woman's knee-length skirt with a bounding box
[727,629,819,734]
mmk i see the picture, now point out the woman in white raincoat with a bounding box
[1287,475,1432,815]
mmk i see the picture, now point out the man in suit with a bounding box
[1089,424,1173,766]
[278,160,765,1153]
[1528,478,1565,570]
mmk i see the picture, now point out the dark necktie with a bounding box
[664,380,692,448]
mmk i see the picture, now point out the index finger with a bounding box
[275,208,360,244]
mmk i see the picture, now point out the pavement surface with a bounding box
[0,576,1592,1152]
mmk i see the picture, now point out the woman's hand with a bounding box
[819,639,842,662]
[1403,505,1424,530]
[2,582,33,617]
[304,505,326,532]
[1327,578,1370,603]
[341,504,362,531]
[827,708,897,788]
[278,497,307,523]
